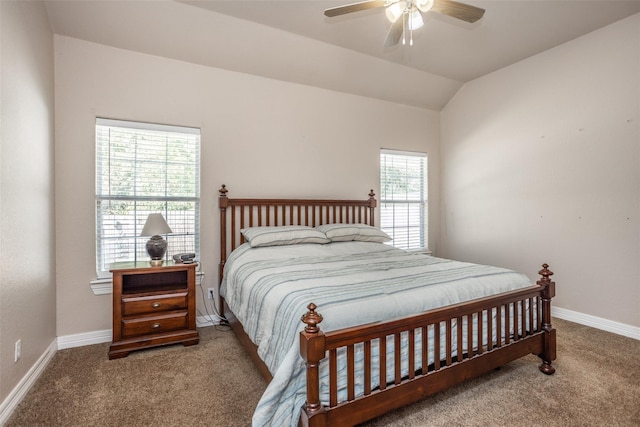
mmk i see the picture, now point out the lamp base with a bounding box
[146,235,168,267]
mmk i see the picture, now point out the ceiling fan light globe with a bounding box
[385,1,406,23]
[416,0,434,13]
[408,8,424,30]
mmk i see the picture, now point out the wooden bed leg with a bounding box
[537,264,556,375]
[299,304,328,427]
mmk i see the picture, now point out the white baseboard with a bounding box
[0,339,57,425]
[57,329,112,350]
[197,314,221,327]
[52,310,636,349]
[552,306,640,340]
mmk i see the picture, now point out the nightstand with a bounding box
[108,261,199,359]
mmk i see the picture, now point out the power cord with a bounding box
[193,262,230,330]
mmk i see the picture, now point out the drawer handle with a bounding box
[151,302,162,308]
[151,323,161,329]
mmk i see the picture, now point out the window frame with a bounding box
[379,149,428,251]
[95,118,201,278]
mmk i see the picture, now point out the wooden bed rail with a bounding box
[299,264,557,427]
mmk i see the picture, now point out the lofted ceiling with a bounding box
[44,0,640,110]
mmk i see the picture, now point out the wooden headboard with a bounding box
[218,184,377,284]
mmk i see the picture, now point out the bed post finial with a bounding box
[219,184,228,198]
[538,263,553,284]
[537,263,556,375]
[301,303,323,334]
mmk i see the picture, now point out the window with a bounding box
[96,118,200,277]
[380,149,428,250]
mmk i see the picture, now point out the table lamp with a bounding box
[140,213,173,266]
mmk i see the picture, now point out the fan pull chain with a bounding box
[402,10,407,45]
[410,7,415,46]
[410,8,414,46]
[401,8,414,46]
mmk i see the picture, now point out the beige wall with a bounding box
[0,0,56,405]
[54,36,441,336]
[441,14,640,328]
[2,2,638,417]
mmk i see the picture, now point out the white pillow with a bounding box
[241,226,330,248]
[316,223,391,243]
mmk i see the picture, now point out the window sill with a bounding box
[90,277,113,295]
[91,271,205,295]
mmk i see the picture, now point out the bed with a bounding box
[217,185,556,427]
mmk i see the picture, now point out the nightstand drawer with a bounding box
[122,292,188,316]
[121,312,188,338]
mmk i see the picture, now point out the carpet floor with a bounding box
[6,318,640,426]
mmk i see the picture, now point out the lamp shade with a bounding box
[140,213,172,236]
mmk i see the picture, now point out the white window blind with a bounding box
[380,149,428,250]
[95,118,200,277]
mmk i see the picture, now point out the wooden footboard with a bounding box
[299,265,556,427]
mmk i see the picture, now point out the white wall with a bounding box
[0,0,56,407]
[441,14,639,328]
[54,36,440,336]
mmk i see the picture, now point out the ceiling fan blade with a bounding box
[431,0,485,23]
[384,15,404,47]
[324,0,388,17]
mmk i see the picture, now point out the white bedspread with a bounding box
[220,241,532,427]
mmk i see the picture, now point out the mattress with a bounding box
[221,241,532,427]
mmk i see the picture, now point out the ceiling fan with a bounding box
[324,0,485,47]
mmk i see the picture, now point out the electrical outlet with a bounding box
[207,288,215,300]
[15,339,21,362]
